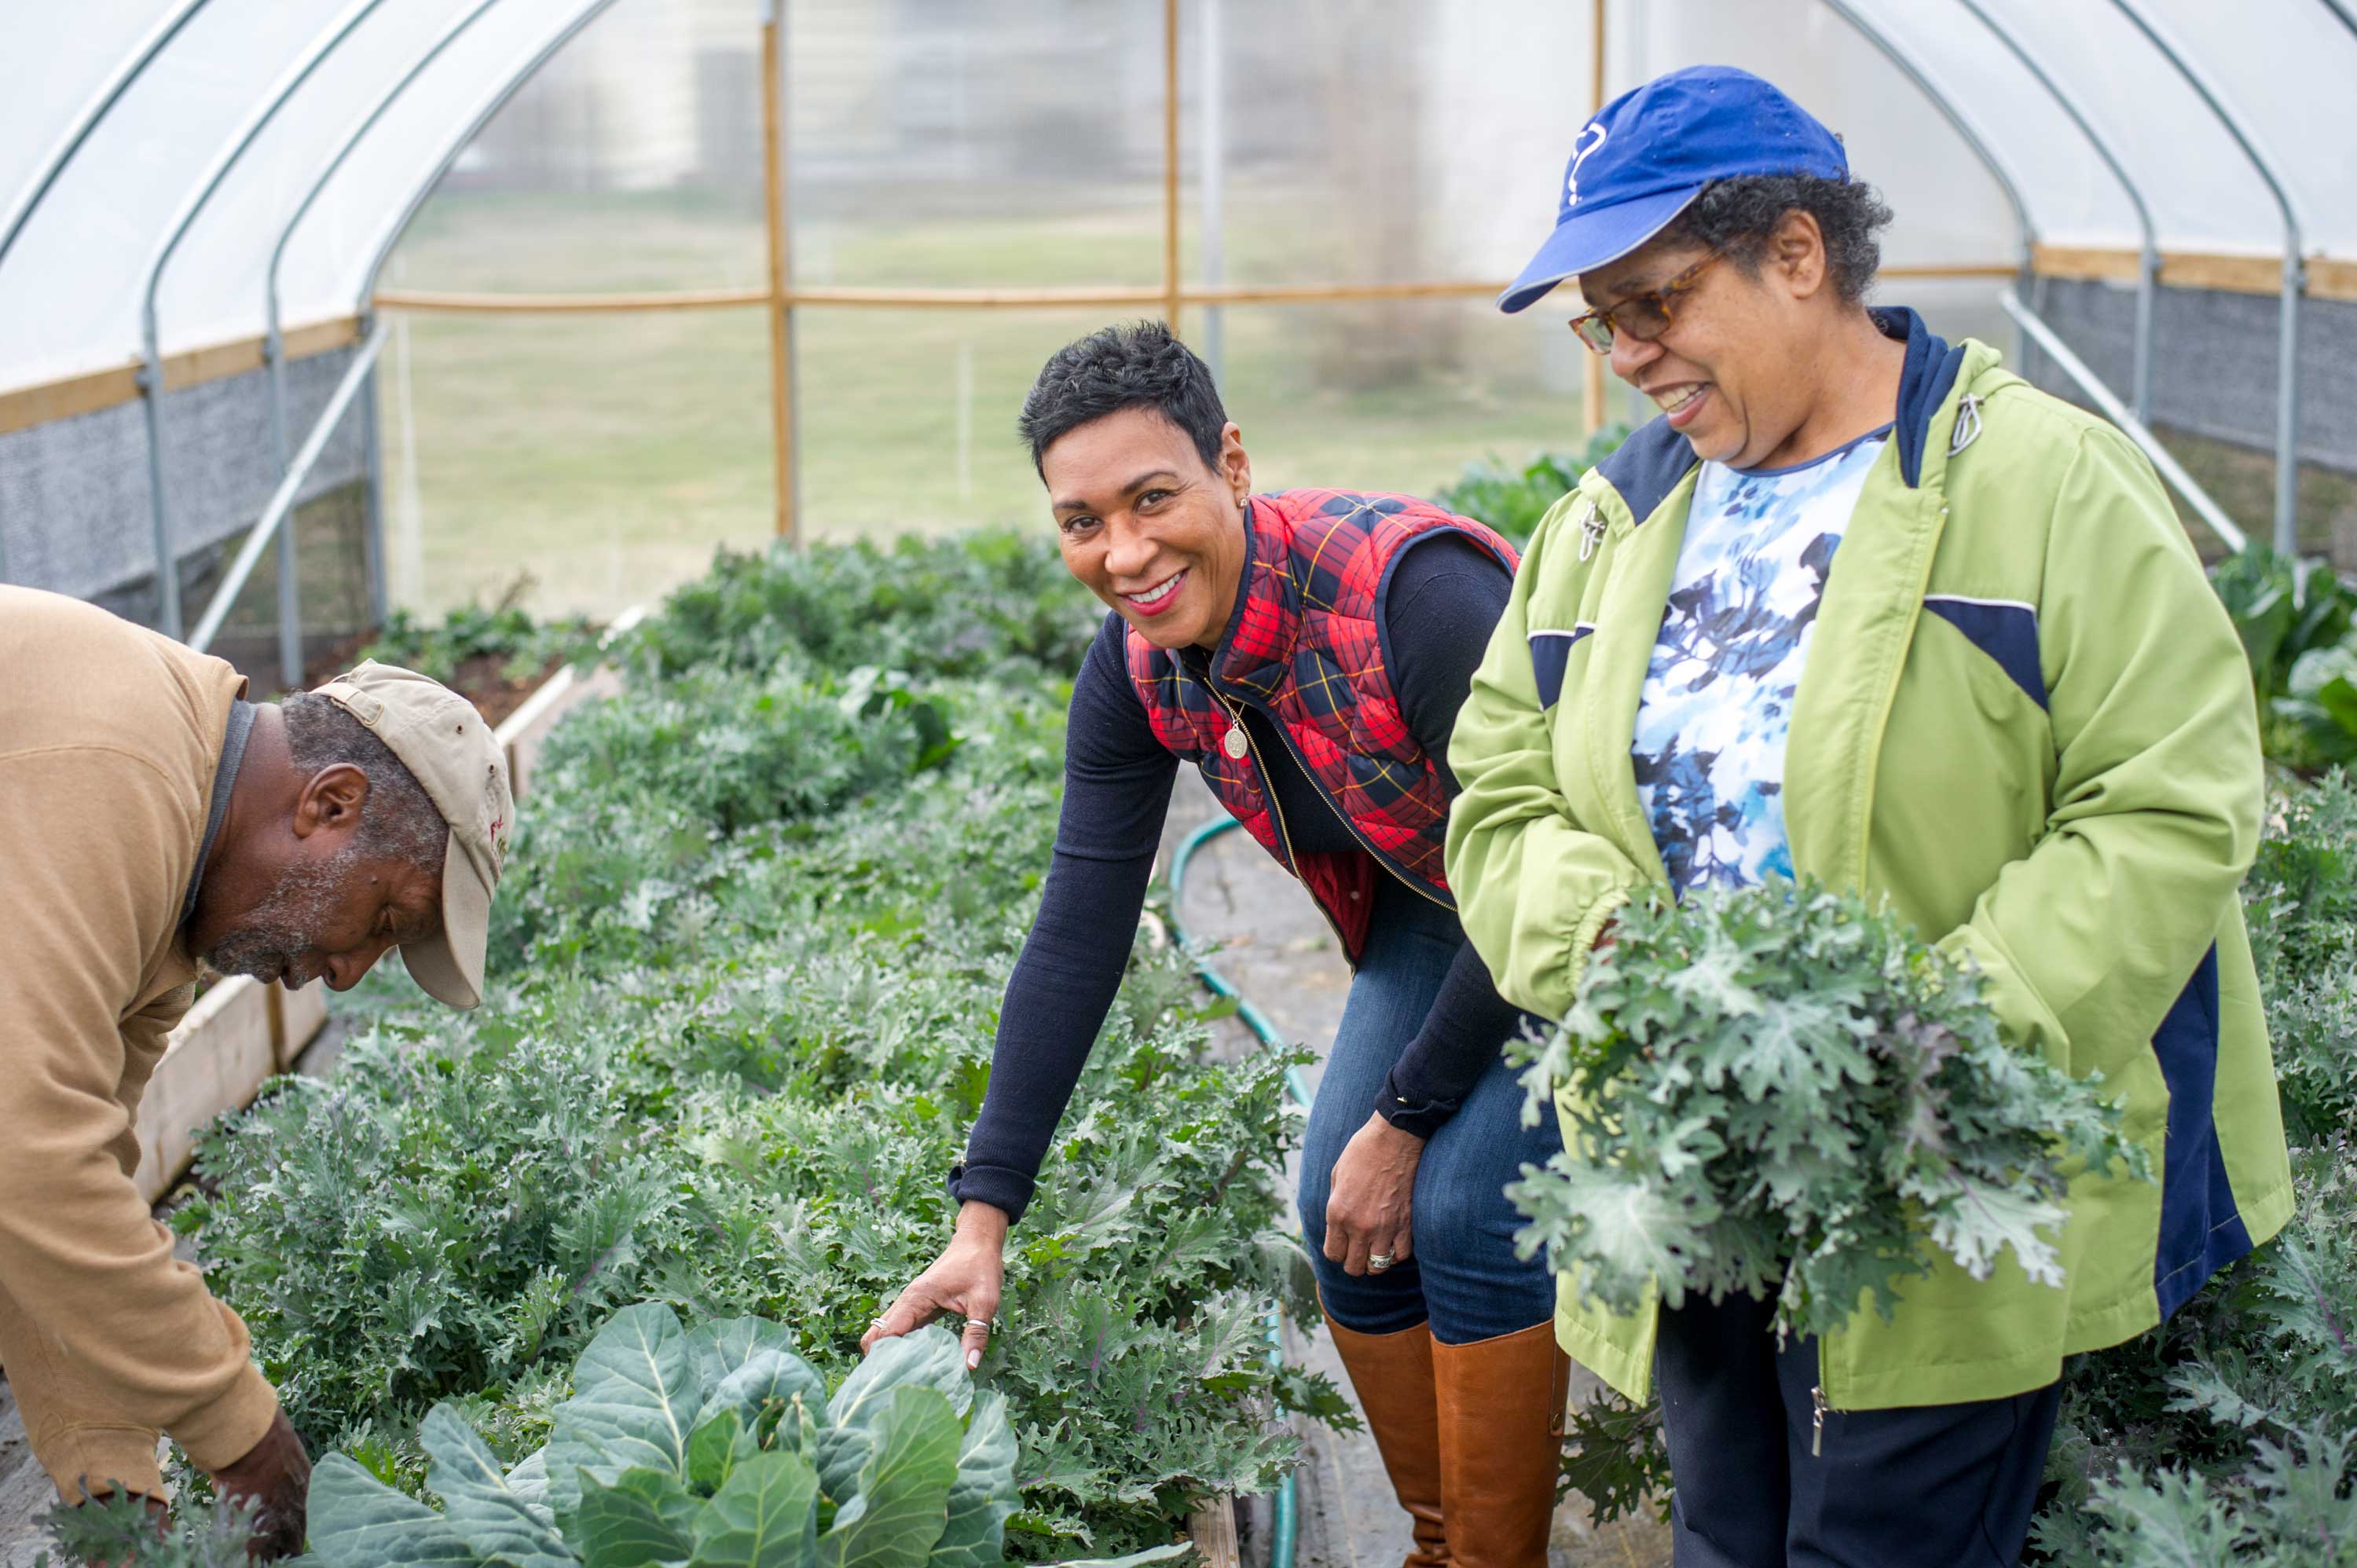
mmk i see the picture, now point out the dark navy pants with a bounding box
[1655,1291,2062,1567]
[1296,877,1562,1345]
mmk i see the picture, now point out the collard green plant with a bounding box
[2209,544,2355,715]
[304,1305,1188,1568]
[1503,879,2148,1343]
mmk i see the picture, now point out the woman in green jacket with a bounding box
[1447,66,2293,1566]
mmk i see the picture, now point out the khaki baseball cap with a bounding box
[312,660,513,1009]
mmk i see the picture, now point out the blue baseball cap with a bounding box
[1498,65,1849,315]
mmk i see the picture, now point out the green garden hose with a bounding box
[1168,814,1307,1568]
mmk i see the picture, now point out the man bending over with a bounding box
[0,585,514,1557]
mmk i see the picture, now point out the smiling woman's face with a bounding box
[1577,218,1822,468]
[1041,405,1252,652]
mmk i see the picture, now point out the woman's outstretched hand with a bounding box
[862,1199,1010,1370]
[1324,1112,1425,1277]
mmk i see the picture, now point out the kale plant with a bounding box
[358,600,600,688]
[618,530,1099,687]
[305,1303,1186,1568]
[1504,879,2147,1343]
[38,1492,262,1568]
[2033,1138,2357,1566]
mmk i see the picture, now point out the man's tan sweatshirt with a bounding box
[0,586,280,1500]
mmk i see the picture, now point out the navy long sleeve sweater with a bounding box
[950,534,1526,1222]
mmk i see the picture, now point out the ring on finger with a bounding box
[1367,1251,1396,1273]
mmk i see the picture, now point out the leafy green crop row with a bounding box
[163,533,1339,1559]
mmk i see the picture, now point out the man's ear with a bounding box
[293,763,372,841]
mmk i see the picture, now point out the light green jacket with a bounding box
[1445,329,2294,1411]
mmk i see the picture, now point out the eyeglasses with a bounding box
[1567,248,1727,354]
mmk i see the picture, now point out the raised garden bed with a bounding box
[150,533,1320,1561]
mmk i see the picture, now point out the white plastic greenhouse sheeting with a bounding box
[2,0,2354,399]
[0,0,616,393]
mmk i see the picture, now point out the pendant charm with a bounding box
[1222,726,1248,760]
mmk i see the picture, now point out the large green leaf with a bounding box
[695,1349,828,1438]
[685,1409,761,1494]
[422,1405,578,1568]
[506,1450,552,1509]
[925,1390,1016,1568]
[827,1328,969,1432]
[687,1450,820,1568]
[812,1427,871,1507]
[577,1467,701,1568]
[548,1302,699,1517]
[816,1387,960,1568]
[308,1453,479,1568]
[684,1320,815,1398]
[1049,1547,1194,1568]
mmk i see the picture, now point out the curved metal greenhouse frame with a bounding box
[0,0,2351,651]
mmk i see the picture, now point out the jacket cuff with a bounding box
[168,1361,281,1474]
[1556,888,1634,1011]
[35,1423,165,1504]
[1374,1066,1462,1140]
[946,1162,1033,1227]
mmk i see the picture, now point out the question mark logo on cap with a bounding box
[1563,123,1610,207]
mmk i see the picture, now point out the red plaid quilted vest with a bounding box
[1126,489,1517,963]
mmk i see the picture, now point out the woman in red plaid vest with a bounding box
[864,323,1571,1563]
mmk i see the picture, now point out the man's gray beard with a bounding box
[200,847,357,983]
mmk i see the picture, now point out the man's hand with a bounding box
[209,1409,310,1562]
[862,1200,1009,1372]
[1323,1112,1425,1277]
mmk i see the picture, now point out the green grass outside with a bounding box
[377,189,1587,617]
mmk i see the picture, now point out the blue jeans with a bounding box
[1296,877,1563,1345]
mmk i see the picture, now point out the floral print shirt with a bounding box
[1631,427,1890,894]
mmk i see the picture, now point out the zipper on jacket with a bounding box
[1811,1383,1827,1456]
[1948,392,1983,456]
[1574,497,1608,562]
[1227,684,1457,914]
[1212,689,1360,965]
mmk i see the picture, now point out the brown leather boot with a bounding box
[1431,1321,1571,1567]
[1323,1311,1450,1567]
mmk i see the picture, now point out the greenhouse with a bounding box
[1,2,2353,1566]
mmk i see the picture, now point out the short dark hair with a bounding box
[1017,321,1228,475]
[1661,174,1894,305]
[281,691,449,872]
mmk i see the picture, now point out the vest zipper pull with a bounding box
[1576,500,1607,562]
[1811,1384,1827,1457]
